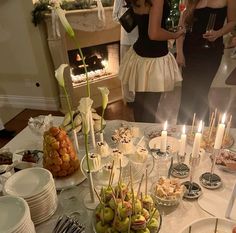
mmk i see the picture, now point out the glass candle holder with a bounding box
[199,148,222,189]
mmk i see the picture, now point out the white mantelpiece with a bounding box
[44,6,121,112]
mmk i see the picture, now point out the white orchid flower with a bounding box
[55,7,75,38]
[98,87,110,109]
[55,64,68,87]
[78,97,93,134]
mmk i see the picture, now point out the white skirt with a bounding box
[119,48,182,101]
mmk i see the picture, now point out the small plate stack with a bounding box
[3,167,58,225]
[0,195,35,233]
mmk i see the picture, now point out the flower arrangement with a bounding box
[31,0,112,26]
[52,0,110,207]
[54,64,80,153]
[98,87,110,142]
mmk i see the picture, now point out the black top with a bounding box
[184,7,227,52]
[133,0,170,58]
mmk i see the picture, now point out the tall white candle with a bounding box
[224,115,232,139]
[192,120,203,158]
[179,125,186,156]
[160,121,168,153]
[89,111,96,149]
[214,113,226,149]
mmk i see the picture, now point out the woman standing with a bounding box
[118,0,185,122]
[113,0,138,103]
[176,0,236,125]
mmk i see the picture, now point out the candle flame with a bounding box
[198,120,203,133]
[164,121,168,131]
[222,113,226,124]
[182,125,186,134]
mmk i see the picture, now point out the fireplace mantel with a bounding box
[44,6,121,112]
[45,7,118,34]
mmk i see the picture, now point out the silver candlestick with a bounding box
[171,153,190,178]
[199,148,222,189]
[182,154,202,199]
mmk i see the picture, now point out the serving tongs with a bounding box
[52,215,85,233]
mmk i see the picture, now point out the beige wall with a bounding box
[0,0,59,111]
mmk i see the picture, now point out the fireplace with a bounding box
[68,41,120,86]
[44,7,122,111]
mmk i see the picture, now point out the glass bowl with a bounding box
[152,192,183,206]
[151,178,185,206]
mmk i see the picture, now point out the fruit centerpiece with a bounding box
[93,165,161,233]
[43,126,80,177]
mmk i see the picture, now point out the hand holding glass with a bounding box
[203,14,216,48]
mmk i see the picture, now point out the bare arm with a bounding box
[218,0,236,36]
[176,12,186,66]
[176,13,186,56]
[148,0,185,40]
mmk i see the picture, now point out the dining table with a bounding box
[1,116,236,233]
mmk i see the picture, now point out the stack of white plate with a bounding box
[0,195,35,233]
[3,167,58,225]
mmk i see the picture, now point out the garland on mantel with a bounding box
[32,0,112,26]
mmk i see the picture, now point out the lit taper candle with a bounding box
[160,121,168,153]
[214,113,226,149]
[179,125,186,156]
[192,120,203,158]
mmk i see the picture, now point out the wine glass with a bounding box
[179,0,186,14]
[203,13,216,49]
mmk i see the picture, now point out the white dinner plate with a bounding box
[178,217,236,233]
[54,167,86,190]
[0,196,28,233]
[4,167,52,198]
[149,136,179,154]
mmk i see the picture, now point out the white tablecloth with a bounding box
[2,117,236,233]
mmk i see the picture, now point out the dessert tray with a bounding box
[92,207,162,233]
[178,217,236,233]
[187,131,234,153]
[92,180,162,233]
[144,125,177,139]
[13,149,43,164]
[2,148,85,191]
[54,168,86,190]
[214,149,236,173]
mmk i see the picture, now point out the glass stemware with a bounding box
[179,0,186,14]
[203,13,216,49]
